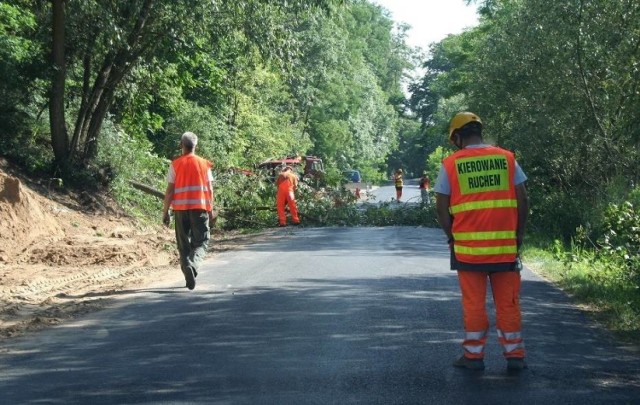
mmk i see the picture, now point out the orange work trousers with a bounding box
[457,270,525,359]
[276,189,300,226]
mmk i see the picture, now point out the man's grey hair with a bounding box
[181,132,198,151]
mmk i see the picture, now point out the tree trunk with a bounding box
[82,46,150,160]
[129,180,164,200]
[70,51,94,157]
[75,0,155,162]
[49,0,69,164]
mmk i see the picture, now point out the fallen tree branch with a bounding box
[129,180,164,200]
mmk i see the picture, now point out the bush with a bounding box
[214,170,276,230]
[599,200,640,285]
[96,119,167,221]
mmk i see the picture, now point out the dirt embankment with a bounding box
[0,161,243,343]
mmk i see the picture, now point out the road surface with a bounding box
[1,227,639,404]
[365,180,424,204]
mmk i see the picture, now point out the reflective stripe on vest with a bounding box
[455,244,518,256]
[450,199,517,214]
[171,154,213,211]
[443,146,518,264]
[174,185,210,194]
[395,177,403,187]
[453,230,517,241]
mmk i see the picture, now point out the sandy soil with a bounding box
[0,160,257,343]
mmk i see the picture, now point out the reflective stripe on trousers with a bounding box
[458,270,525,359]
[497,329,525,357]
[463,329,488,357]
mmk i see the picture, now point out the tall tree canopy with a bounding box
[410,0,640,239]
[1,0,416,183]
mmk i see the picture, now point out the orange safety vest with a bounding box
[170,154,213,211]
[443,146,518,264]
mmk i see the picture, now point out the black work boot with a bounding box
[184,266,196,290]
[506,358,528,371]
[453,355,485,370]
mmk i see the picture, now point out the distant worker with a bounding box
[162,131,216,290]
[394,169,404,202]
[276,166,300,227]
[434,112,529,371]
[419,171,431,205]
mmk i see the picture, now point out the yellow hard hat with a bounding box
[448,112,482,140]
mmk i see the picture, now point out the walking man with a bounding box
[162,131,216,290]
[434,112,529,371]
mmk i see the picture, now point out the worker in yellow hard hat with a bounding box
[434,112,530,371]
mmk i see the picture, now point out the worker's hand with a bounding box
[162,212,170,227]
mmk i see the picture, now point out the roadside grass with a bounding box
[523,246,640,346]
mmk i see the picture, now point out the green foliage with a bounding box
[600,200,640,284]
[527,239,640,343]
[0,2,43,152]
[296,189,438,228]
[412,0,640,243]
[297,184,362,226]
[528,191,640,342]
[211,169,439,230]
[424,146,452,182]
[409,0,640,343]
[96,119,167,220]
[386,116,424,178]
[2,0,415,190]
[213,170,276,230]
[360,203,438,227]
[288,1,410,174]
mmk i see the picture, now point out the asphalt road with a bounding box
[1,227,639,404]
[366,180,423,204]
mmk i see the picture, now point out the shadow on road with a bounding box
[2,267,640,403]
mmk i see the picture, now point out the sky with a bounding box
[372,0,480,49]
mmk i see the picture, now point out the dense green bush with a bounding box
[535,190,640,342]
[96,119,167,220]
[600,200,640,285]
[213,170,276,230]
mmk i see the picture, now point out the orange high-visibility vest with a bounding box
[170,154,213,211]
[443,146,518,264]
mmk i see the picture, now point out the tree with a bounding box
[45,0,342,168]
[413,0,640,239]
[0,2,41,149]
[286,0,414,172]
[49,0,67,163]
